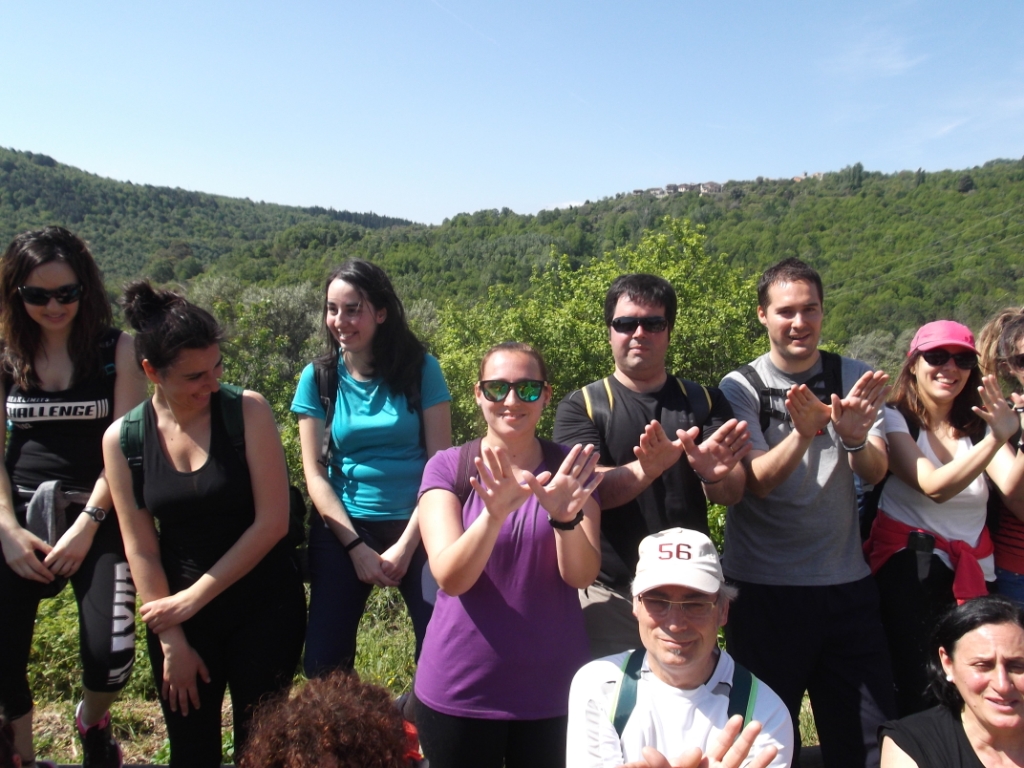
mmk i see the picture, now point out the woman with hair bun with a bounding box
[0,227,147,768]
[102,281,305,768]
[292,260,451,678]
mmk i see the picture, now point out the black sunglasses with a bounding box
[479,379,546,403]
[1004,353,1024,372]
[610,316,668,334]
[920,349,978,370]
[18,283,83,306]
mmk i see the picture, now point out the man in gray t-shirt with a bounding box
[719,258,896,768]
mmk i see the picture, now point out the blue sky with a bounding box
[2,1,1021,224]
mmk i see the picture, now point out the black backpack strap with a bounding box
[119,401,150,510]
[612,649,645,738]
[728,661,759,727]
[314,361,338,468]
[581,378,614,436]
[816,350,845,402]
[454,438,483,507]
[737,364,786,433]
[216,384,247,463]
[677,378,712,432]
[99,328,121,377]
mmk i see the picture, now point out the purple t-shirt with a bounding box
[414,444,591,720]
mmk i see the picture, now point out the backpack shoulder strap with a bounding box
[728,661,759,728]
[216,383,246,463]
[314,361,338,468]
[454,438,483,507]
[119,400,150,510]
[677,378,712,430]
[611,649,645,738]
[581,378,615,436]
[737,364,774,433]
[819,351,844,401]
[100,328,121,377]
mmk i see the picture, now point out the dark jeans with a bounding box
[724,576,897,768]
[303,514,433,678]
[416,701,568,768]
[874,549,958,717]
[0,508,135,720]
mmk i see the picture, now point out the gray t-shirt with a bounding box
[718,353,883,586]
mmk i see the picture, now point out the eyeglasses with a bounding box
[638,594,718,620]
[1005,353,1024,372]
[478,379,546,403]
[920,349,978,370]
[610,316,668,335]
[18,283,83,306]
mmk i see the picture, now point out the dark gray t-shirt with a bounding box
[718,353,882,586]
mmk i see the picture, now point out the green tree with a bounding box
[431,217,766,443]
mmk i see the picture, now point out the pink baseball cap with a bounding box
[632,528,723,596]
[908,320,977,357]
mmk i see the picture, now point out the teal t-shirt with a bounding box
[291,353,451,521]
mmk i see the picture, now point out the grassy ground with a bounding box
[29,584,818,764]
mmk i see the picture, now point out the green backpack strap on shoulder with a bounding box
[119,400,150,510]
[610,652,758,738]
[611,649,645,738]
[119,385,247,510]
[728,661,759,727]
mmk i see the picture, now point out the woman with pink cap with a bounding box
[864,320,1024,716]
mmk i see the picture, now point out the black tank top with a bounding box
[5,329,120,492]
[141,389,291,601]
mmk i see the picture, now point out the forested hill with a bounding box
[0,147,413,283]
[2,145,1022,346]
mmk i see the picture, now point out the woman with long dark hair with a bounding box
[865,321,1024,716]
[0,227,147,768]
[103,281,305,767]
[292,260,451,677]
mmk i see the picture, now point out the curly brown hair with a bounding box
[238,671,410,768]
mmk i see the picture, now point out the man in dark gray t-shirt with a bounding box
[719,258,896,768]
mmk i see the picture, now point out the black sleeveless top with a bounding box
[4,329,120,493]
[142,390,287,599]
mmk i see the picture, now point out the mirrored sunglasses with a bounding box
[610,316,668,334]
[18,283,83,306]
[920,349,978,370]
[479,379,545,403]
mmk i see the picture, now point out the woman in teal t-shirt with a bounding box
[292,260,451,677]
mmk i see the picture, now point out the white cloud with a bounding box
[827,29,927,79]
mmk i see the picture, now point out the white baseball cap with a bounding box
[632,527,724,596]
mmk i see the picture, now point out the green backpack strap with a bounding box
[611,649,645,738]
[728,661,759,728]
[119,401,150,510]
[119,385,247,511]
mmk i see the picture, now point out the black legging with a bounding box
[416,701,569,768]
[146,560,306,768]
[0,506,136,720]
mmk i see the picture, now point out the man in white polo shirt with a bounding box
[566,528,792,768]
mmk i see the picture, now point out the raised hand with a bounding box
[470,444,532,523]
[616,716,777,768]
[527,443,602,523]
[634,420,687,479]
[976,373,1021,444]
[678,419,752,484]
[832,370,888,446]
[786,384,832,438]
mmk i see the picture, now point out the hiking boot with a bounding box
[75,701,123,768]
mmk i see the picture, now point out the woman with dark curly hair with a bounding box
[0,227,148,768]
[292,260,451,677]
[880,595,1024,767]
[102,281,305,767]
[864,321,1024,716]
[239,671,420,768]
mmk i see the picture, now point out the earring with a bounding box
[946,674,953,682]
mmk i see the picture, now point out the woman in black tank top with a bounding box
[0,227,148,768]
[102,281,305,768]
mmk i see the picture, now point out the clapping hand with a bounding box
[527,443,602,524]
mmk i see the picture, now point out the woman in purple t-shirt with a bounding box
[415,342,602,768]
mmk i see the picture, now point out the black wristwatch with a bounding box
[547,510,585,530]
[82,506,108,523]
